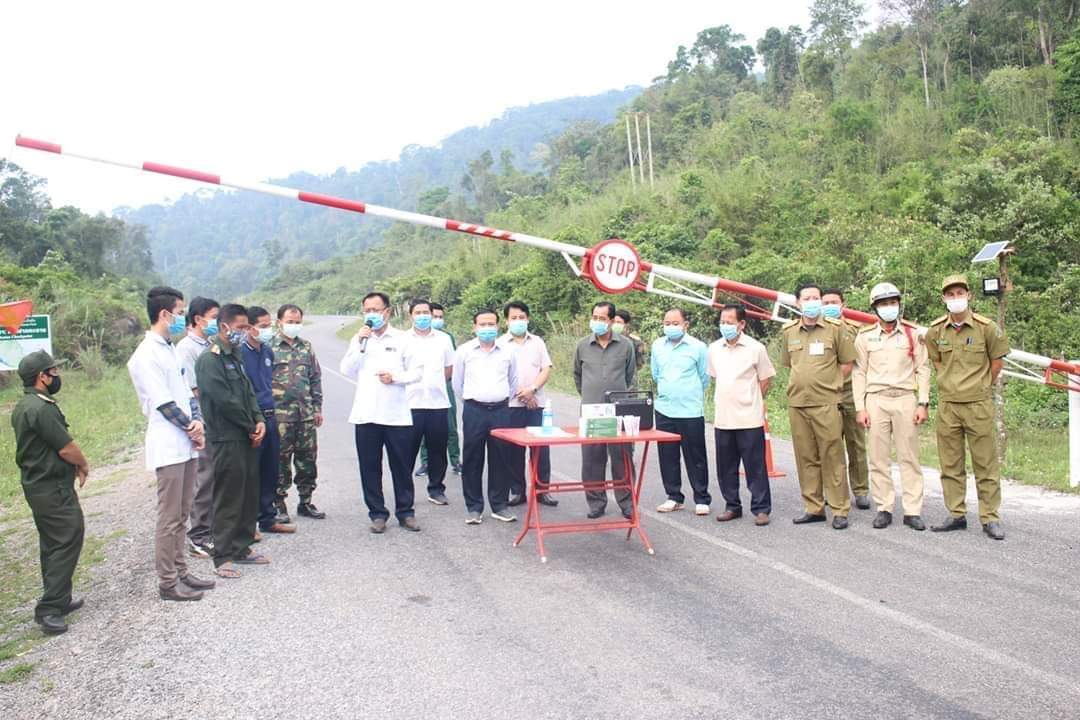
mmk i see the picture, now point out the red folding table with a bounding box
[491,426,682,563]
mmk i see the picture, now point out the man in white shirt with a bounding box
[404,299,455,506]
[127,286,216,601]
[452,309,519,525]
[175,296,219,559]
[340,292,423,534]
[501,301,557,508]
[707,304,777,526]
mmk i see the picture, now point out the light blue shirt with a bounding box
[650,334,708,418]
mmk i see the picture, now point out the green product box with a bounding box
[584,417,618,438]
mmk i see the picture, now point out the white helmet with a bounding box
[869,282,902,306]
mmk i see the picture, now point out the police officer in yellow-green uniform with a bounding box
[781,283,857,529]
[11,350,90,635]
[926,275,1010,540]
[822,288,871,509]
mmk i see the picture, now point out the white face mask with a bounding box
[281,322,303,339]
[945,297,968,315]
[876,305,900,323]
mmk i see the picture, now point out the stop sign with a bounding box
[588,239,642,294]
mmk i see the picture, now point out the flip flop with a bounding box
[214,562,241,579]
[235,551,270,565]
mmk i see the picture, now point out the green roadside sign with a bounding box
[0,315,54,372]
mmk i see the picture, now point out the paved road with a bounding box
[5,314,1080,719]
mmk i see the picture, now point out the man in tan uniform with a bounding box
[852,283,931,531]
[822,289,870,510]
[781,283,857,529]
[925,275,1009,540]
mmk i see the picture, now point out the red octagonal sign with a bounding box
[588,238,642,295]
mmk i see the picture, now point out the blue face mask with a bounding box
[476,326,499,343]
[364,312,385,330]
[590,320,610,336]
[508,319,528,337]
[876,304,900,323]
[204,318,219,336]
[801,300,822,319]
[431,317,445,330]
[413,314,432,331]
[720,323,739,341]
[167,312,186,336]
[822,304,842,319]
[663,325,685,341]
[257,328,274,344]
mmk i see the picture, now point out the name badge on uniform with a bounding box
[809,341,825,356]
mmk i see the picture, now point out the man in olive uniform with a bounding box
[822,289,871,509]
[925,275,1010,540]
[781,283,857,529]
[196,304,268,577]
[12,351,89,635]
[272,304,325,522]
[852,283,931,531]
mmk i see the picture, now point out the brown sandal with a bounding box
[214,562,241,579]
[235,551,270,565]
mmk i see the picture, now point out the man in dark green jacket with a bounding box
[195,304,267,578]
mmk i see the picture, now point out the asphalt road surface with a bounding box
[4,314,1080,720]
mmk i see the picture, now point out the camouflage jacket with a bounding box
[271,334,323,422]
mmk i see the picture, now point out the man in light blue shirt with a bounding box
[651,308,711,515]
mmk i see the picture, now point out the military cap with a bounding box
[941,274,970,292]
[18,350,60,386]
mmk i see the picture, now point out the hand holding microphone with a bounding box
[357,319,374,351]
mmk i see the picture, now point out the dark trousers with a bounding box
[411,408,449,495]
[23,479,84,620]
[257,415,281,529]
[461,400,511,514]
[655,412,711,505]
[210,438,259,567]
[581,443,634,513]
[507,406,551,497]
[355,423,415,521]
[715,427,772,515]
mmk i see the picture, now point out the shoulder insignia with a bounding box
[930,315,948,327]
[782,318,799,330]
[971,313,992,325]
[822,317,841,326]
[858,324,877,334]
[900,319,919,328]
[34,393,56,404]
[210,344,222,355]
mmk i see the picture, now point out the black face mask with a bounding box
[44,375,62,395]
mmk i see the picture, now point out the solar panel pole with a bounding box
[993,250,1012,470]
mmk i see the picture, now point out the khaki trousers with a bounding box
[155,459,197,589]
[866,393,924,515]
[789,404,850,516]
[936,399,1000,523]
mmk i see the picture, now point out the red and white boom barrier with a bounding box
[12,134,1080,391]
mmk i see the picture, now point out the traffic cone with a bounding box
[763,416,785,478]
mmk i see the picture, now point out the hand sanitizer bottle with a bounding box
[542,399,554,435]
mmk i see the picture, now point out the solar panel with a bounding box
[971,241,1010,264]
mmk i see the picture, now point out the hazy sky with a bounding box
[2,0,817,214]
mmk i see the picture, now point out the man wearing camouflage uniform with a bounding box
[272,304,325,521]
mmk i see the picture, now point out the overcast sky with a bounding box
[2,0,817,214]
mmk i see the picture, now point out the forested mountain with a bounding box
[261,2,1080,370]
[116,87,642,298]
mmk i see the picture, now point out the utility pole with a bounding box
[645,113,655,190]
[625,116,636,187]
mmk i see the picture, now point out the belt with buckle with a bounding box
[873,388,913,398]
[465,398,508,410]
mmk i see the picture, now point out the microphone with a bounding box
[359,318,374,352]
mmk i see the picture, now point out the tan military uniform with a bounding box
[853,320,931,516]
[780,317,856,516]
[839,318,869,497]
[925,312,1009,523]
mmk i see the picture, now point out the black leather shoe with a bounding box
[855,495,871,510]
[903,515,926,531]
[586,508,605,519]
[982,521,1005,540]
[63,598,85,615]
[832,515,849,530]
[399,516,421,532]
[274,501,291,525]
[872,511,892,529]
[179,574,217,590]
[792,513,827,524]
[35,615,68,635]
[537,493,559,507]
[622,508,633,520]
[931,516,967,532]
[297,501,326,519]
[159,585,203,602]
[507,494,526,507]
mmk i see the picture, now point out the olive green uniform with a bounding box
[11,388,85,621]
[780,317,856,516]
[925,312,1009,523]
[195,336,263,566]
[839,318,869,497]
